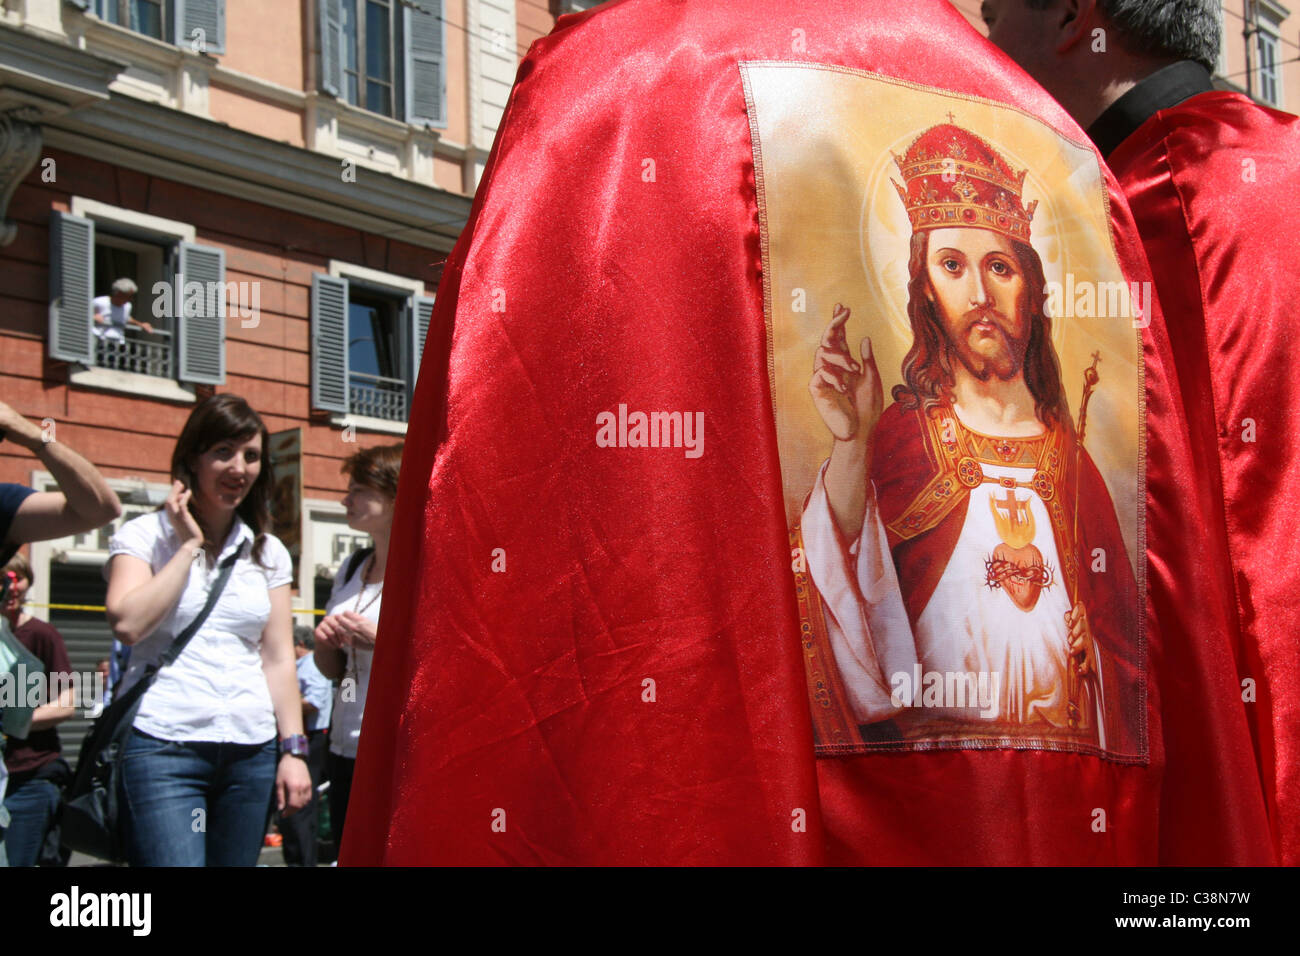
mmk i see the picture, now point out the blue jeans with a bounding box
[119,729,277,867]
[3,776,61,867]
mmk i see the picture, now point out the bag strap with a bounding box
[344,546,374,585]
[153,542,245,672]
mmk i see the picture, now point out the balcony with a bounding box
[349,372,407,422]
[93,330,173,378]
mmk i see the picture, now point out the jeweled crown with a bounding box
[891,120,1038,243]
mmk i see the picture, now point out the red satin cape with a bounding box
[1109,90,1298,865]
[339,0,1263,865]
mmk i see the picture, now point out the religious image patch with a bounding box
[742,64,1147,761]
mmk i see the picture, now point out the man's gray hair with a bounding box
[110,277,138,296]
[1026,0,1221,72]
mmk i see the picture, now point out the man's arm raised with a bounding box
[808,304,883,538]
[0,400,122,544]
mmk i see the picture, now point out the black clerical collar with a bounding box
[1086,61,1215,158]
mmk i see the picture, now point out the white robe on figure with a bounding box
[800,456,1106,742]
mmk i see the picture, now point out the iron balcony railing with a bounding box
[349,372,407,422]
[94,330,173,378]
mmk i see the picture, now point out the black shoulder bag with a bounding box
[61,545,243,862]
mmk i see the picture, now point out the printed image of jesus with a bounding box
[799,122,1140,754]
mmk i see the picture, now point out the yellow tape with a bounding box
[26,602,328,616]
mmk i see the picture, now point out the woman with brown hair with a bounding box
[314,442,402,854]
[104,394,311,866]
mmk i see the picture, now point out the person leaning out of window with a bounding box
[92,278,153,342]
[104,394,311,866]
[314,442,402,854]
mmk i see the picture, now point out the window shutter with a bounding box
[173,0,225,54]
[177,241,226,385]
[48,211,95,365]
[312,274,350,414]
[319,0,343,96]
[404,1,446,127]
[410,293,435,394]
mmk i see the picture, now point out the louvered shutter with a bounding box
[319,0,343,96]
[404,1,446,126]
[411,294,435,386]
[48,211,95,365]
[312,274,350,413]
[177,241,226,385]
[173,0,225,54]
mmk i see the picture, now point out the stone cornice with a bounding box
[43,93,472,251]
[0,21,124,118]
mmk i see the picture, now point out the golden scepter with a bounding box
[1067,351,1102,731]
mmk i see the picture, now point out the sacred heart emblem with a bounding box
[986,488,1054,611]
[988,541,1052,611]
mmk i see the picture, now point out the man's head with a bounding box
[897,227,1068,428]
[110,277,137,307]
[924,226,1030,382]
[981,1,1221,127]
[890,121,1069,427]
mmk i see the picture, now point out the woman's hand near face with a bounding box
[164,480,204,549]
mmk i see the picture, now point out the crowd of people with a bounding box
[0,394,402,867]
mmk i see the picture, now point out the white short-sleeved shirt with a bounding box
[325,552,382,759]
[92,295,132,342]
[106,510,293,744]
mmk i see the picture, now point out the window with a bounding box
[310,269,434,427]
[319,0,446,127]
[84,0,226,54]
[94,0,164,38]
[49,207,227,387]
[93,229,172,377]
[348,287,407,420]
[342,0,396,117]
[1251,0,1287,109]
[1257,28,1281,106]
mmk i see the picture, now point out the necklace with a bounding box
[346,555,382,687]
[352,555,383,616]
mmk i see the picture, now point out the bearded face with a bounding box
[923,227,1030,382]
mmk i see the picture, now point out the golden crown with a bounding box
[891,120,1038,243]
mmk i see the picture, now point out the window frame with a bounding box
[345,282,409,422]
[71,198,192,383]
[1256,26,1282,107]
[317,260,433,433]
[341,0,398,119]
[1252,0,1288,109]
[91,227,175,378]
[93,0,167,40]
[319,0,447,129]
[53,198,224,400]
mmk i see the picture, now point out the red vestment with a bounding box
[1108,90,1298,864]
[340,0,1246,865]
